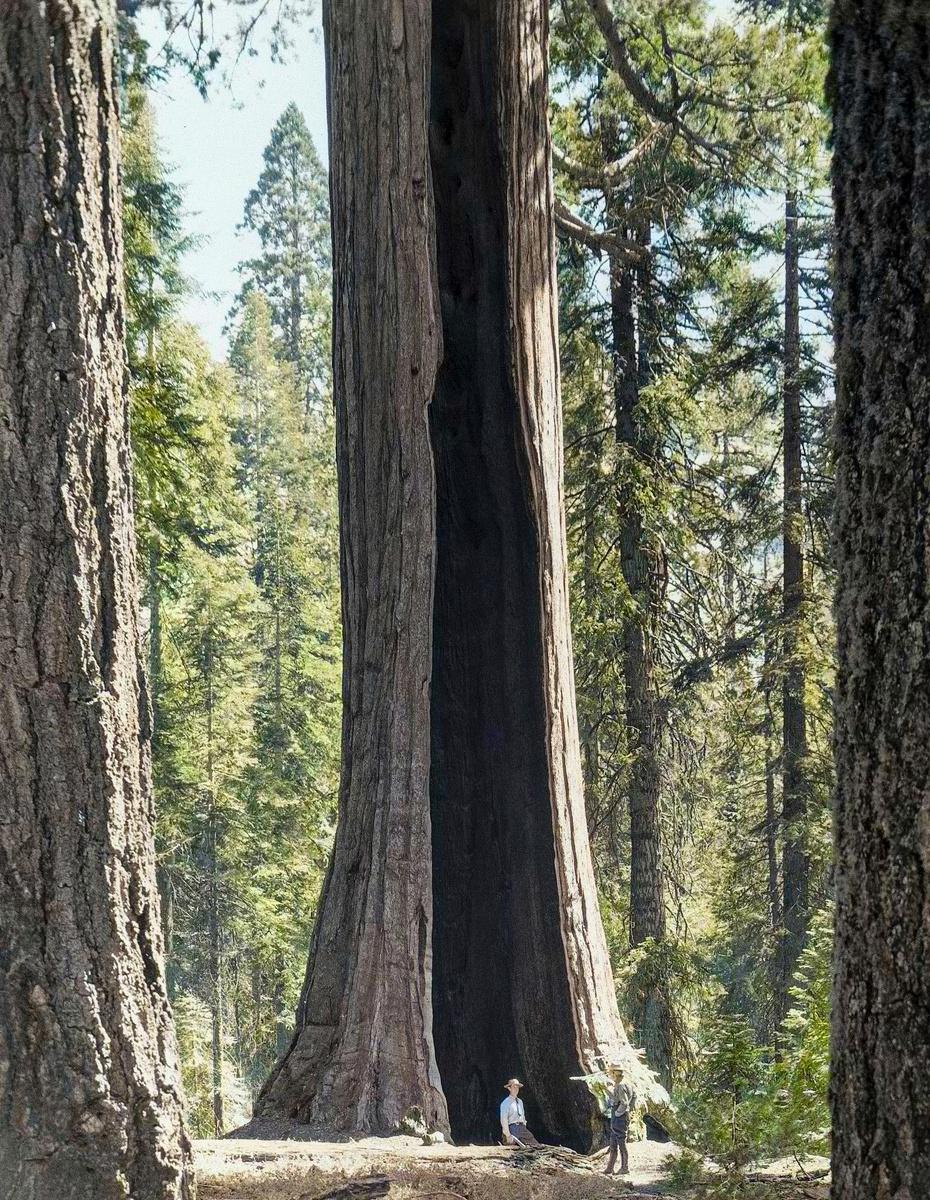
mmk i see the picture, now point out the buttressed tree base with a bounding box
[256,0,631,1149]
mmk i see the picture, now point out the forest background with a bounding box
[128,0,834,1173]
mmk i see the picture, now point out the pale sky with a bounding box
[137,8,329,357]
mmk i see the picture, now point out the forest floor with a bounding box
[196,1125,830,1200]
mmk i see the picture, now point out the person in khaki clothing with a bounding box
[604,1064,635,1175]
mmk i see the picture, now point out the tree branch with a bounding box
[554,199,649,265]
[585,0,678,123]
[584,0,732,164]
[552,129,662,191]
[666,624,766,695]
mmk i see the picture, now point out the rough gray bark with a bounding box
[0,3,193,1197]
[258,0,630,1147]
[428,0,630,1148]
[829,3,930,1195]
[256,0,449,1134]
[148,539,163,730]
[780,188,809,1013]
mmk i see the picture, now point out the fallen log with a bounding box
[745,1169,829,1184]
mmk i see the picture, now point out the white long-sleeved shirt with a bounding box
[500,1095,525,1130]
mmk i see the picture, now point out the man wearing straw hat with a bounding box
[499,1078,542,1147]
[604,1063,636,1175]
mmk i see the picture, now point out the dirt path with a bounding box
[195,1132,829,1200]
[196,1132,675,1199]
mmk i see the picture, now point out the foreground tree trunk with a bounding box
[258,0,630,1148]
[829,3,930,1194]
[0,4,193,1197]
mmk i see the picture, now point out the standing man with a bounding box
[499,1078,541,1147]
[605,1064,636,1175]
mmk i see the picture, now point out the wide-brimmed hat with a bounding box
[505,1078,523,1089]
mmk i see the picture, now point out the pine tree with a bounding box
[229,292,341,1071]
[738,0,831,1022]
[829,1,930,1191]
[141,332,263,1133]
[238,103,331,412]
[173,548,261,1136]
[0,3,192,1195]
[552,0,834,1083]
[551,0,788,1085]
[121,61,205,744]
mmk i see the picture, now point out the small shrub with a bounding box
[671,1011,777,1174]
[769,906,832,1158]
[665,1147,709,1190]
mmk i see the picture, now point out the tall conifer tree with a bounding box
[239,103,331,412]
[0,3,192,1194]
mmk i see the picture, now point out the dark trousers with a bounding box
[605,1112,629,1174]
[508,1123,541,1147]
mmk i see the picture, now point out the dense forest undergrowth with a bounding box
[122,0,834,1176]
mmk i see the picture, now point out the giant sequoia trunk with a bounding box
[427,0,626,1147]
[829,3,930,1194]
[0,4,193,1197]
[256,0,448,1135]
[257,0,629,1148]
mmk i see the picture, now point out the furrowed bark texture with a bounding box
[614,273,664,956]
[830,3,930,1195]
[428,0,628,1148]
[259,0,628,1145]
[0,4,193,1198]
[255,0,449,1133]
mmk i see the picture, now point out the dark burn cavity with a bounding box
[427,0,590,1149]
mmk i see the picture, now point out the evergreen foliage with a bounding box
[237,102,332,411]
[553,0,834,1147]
[121,61,340,1129]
